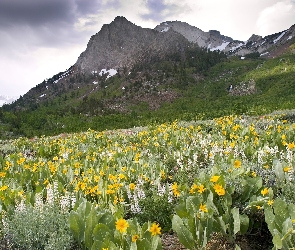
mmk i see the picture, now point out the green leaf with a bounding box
[216,216,227,235]
[273,159,285,184]
[137,239,151,250]
[77,200,93,219]
[175,202,189,218]
[239,214,249,235]
[273,234,282,249]
[172,215,195,249]
[264,205,275,233]
[91,240,109,250]
[85,207,98,249]
[98,212,116,231]
[92,223,111,242]
[151,235,162,250]
[130,242,137,250]
[69,211,84,243]
[232,207,240,235]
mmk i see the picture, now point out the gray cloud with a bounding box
[0,0,108,50]
[141,0,171,21]
[0,0,75,27]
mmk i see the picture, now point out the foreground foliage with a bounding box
[0,114,295,249]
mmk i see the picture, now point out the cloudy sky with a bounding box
[1,0,295,97]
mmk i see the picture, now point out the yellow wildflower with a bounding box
[234,160,241,168]
[17,157,26,165]
[267,200,274,206]
[189,183,198,194]
[0,185,8,191]
[199,203,208,213]
[132,234,140,242]
[172,182,180,197]
[129,183,136,190]
[210,175,220,183]
[283,166,292,172]
[213,184,225,196]
[115,218,129,233]
[261,188,269,196]
[149,222,161,236]
[197,184,206,193]
[288,142,295,150]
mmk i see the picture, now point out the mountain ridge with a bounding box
[7,16,295,105]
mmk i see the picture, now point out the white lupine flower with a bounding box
[130,201,141,214]
[62,153,69,159]
[136,187,146,199]
[157,183,166,196]
[15,199,26,212]
[168,190,173,203]
[35,193,43,210]
[71,195,76,207]
[60,194,71,211]
[46,185,54,204]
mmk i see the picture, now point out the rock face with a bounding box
[155,19,295,57]
[155,21,233,49]
[76,16,190,73]
[76,16,295,76]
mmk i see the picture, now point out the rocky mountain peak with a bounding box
[75,16,189,74]
[247,34,263,43]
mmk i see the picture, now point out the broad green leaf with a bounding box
[85,207,98,249]
[239,214,249,235]
[273,234,282,249]
[151,235,162,250]
[172,215,195,250]
[232,207,240,235]
[175,202,189,218]
[273,159,285,184]
[69,211,84,243]
[137,239,152,250]
[77,200,93,219]
[92,223,111,242]
[235,244,241,250]
[98,212,116,231]
[91,240,109,250]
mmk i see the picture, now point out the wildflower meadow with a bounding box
[0,114,295,249]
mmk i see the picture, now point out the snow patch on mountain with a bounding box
[99,69,117,79]
[209,42,230,51]
[273,32,286,44]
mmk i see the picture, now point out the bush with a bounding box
[1,193,77,249]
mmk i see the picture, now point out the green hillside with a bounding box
[1,44,295,138]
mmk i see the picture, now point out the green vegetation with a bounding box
[0,44,295,248]
[0,115,295,249]
[0,49,293,139]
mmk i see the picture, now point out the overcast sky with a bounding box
[1,0,295,97]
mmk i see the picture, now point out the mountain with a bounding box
[76,16,190,73]
[155,20,295,57]
[1,16,295,138]
[10,16,295,105]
